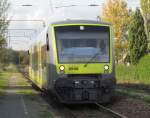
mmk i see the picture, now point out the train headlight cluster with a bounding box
[59,65,65,71]
[80,26,85,30]
[104,65,109,70]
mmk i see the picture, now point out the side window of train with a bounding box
[46,34,50,51]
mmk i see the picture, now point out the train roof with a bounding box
[29,19,112,48]
[29,5,113,49]
[50,20,112,26]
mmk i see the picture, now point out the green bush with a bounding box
[128,8,148,65]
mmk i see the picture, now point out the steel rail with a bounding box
[95,103,127,118]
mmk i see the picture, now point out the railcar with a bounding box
[29,20,116,104]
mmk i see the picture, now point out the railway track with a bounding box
[20,68,127,118]
[95,103,127,118]
[64,103,127,118]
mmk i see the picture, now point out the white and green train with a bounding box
[29,20,116,103]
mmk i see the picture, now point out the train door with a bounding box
[46,34,52,89]
[33,45,38,84]
[29,48,33,80]
[40,43,47,89]
[38,42,42,88]
[31,47,35,82]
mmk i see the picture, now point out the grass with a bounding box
[116,88,150,104]
[40,110,54,118]
[0,73,12,95]
[15,68,38,100]
[0,64,34,96]
[16,71,37,95]
[18,88,38,98]
[0,65,15,96]
[116,54,150,85]
[17,72,29,86]
[116,54,150,103]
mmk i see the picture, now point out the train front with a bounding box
[52,21,116,103]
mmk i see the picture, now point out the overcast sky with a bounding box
[8,0,140,50]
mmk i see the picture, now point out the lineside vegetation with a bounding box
[117,54,150,85]
[0,0,10,69]
[102,0,148,65]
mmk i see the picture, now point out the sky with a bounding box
[8,0,140,50]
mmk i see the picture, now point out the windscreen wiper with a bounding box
[84,53,99,67]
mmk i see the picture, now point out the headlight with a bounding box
[80,26,84,30]
[59,65,65,71]
[104,65,109,70]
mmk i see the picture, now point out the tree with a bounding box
[0,0,10,69]
[128,9,148,65]
[0,49,20,69]
[102,0,131,63]
[0,0,10,47]
[140,0,150,49]
[19,51,29,65]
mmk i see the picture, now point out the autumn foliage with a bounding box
[102,0,131,62]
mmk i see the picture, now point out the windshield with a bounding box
[55,25,110,63]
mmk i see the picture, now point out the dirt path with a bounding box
[0,74,55,118]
